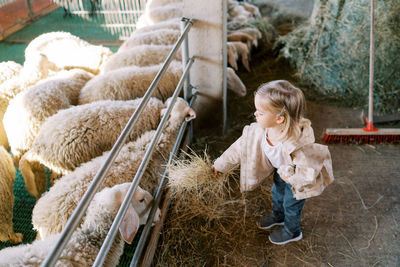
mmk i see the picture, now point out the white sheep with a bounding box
[145,0,182,10]
[0,61,22,84]
[80,61,247,105]
[133,18,181,35]
[227,32,255,50]
[0,183,160,267]
[241,2,261,17]
[228,41,251,72]
[118,28,180,52]
[227,42,239,71]
[24,31,113,75]
[0,54,58,151]
[229,27,262,48]
[19,97,165,199]
[79,61,182,104]
[0,146,23,245]
[102,44,182,72]
[227,67,246,97]
[3,69,93,165]
[136,1,183,29]
[32,97,195,239]
[145,2,183,24]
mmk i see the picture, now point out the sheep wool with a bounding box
[133,18,181,35]
[135,0,182,29]
[145,2,183,25]
[118,28,180,52]
[0,146,23,244]
[146,0,182,11]
[79,61,182,104]
[19,97,164,199]
[0,54,59,150]
[32,97,195,239]
[0,183,157,267]
[3,69,93,165]
[102,44,182,72]
[25,31,113,75]
[0,61,22,84]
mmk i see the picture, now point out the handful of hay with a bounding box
[167,150,241,221]
[154,151,272,266]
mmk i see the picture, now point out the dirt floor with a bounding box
[187,46,400,266]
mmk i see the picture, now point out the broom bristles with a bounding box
[323,128,400,144]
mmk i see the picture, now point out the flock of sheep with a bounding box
[0,0,261,265]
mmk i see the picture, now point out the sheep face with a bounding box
[163,97,196,122]
[103,183,160,244]
[227,67,247,97]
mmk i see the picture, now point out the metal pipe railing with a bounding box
[41,18,194,267]
[130,94,197,267]
[94,57,195,266]
[180,17,192,101]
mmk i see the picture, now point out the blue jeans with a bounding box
[271,170,305,235]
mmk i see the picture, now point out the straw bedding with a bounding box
[153,151,272,266]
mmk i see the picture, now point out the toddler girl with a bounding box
[213,80,334,245]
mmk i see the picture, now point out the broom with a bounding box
[323,0,400,145]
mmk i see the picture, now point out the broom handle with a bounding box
[368,0,374,124]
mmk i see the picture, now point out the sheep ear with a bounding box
[185,108,196,121]
[119,205,140,244]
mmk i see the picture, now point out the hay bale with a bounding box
[278,0,400,114]
[154,151,272,266]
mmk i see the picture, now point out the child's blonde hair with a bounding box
[255,80,306,143]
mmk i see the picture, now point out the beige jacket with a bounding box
[213,119,334,200]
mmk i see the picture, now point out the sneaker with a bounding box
[257,213,284,230]
[269,227,303,245]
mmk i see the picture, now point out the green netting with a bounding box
[0,168,40,250]
[277,0,400,114]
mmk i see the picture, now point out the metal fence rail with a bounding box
[41,17,195,267]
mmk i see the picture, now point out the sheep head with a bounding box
[95,183,160,244]
[163,97,196,122]
[227,67,247,97]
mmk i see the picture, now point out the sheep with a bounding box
[80,61,247,105]
[228,41,251,72]
[227,42,239,71]
[32,97,194,239]
[24,31,113,75]
[227,32,255,50]
[0,183,160,267]
[242,2,261,18]
[145,0,182,11]
[3,69,93,165]
[133,18,181,35]
[229,27,262,48]
[0,54,58,151]
[19,97,165,199]
[0,61,22,84]
[227,67,246,97]
[118,28,180,52]
[102,44,182,72]
[145,2,183,24]
[78,61,183,104]
[136,2,183,29]
[0,146,23,245]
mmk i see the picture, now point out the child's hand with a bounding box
[212,167,218,178]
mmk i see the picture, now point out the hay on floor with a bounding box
[154,151,272,266]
